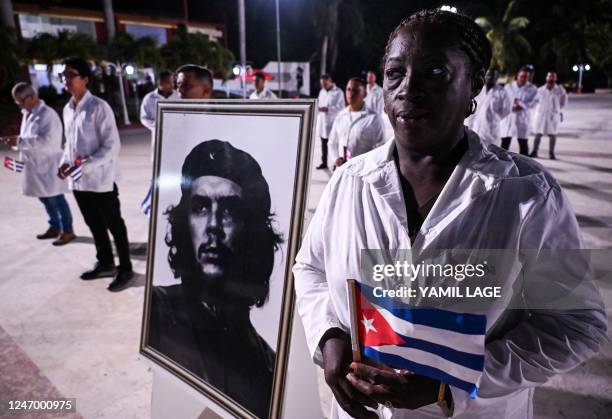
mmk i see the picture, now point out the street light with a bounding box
[573,63,590,93]
[441,5,458,13]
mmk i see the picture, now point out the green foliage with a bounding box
[584,21,612,85]
[475,1,531,75]
[160,24,234,78]
[0,28,22,91]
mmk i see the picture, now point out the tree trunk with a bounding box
[320,35,328,76]
[102,0,116,43]
[1,0,16,39]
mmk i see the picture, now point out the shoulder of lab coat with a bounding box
[328,85,346,111]
[140,89,160,131]
[17,101,63,155]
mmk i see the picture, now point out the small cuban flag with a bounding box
[140,186,152,216]
[64,156,87,182]
[352,281,487,398]
[3,156,25,173]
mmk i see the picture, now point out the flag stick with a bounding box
[347,278,361,362]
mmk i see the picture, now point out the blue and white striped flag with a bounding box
[3,156,24,173]
[354,282,487,397]
[65,165,83,182]
[140,186,152,216]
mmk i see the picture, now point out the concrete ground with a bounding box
[0,94,611,418]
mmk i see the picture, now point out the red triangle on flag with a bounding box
[356,287,406,347]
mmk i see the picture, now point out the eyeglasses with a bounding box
[59,71,81,81]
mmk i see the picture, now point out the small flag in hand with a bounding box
[4,156,25,173]
[140,186,152,216]
[353,282,487,398]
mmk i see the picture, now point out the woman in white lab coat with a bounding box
[293,9,606,419]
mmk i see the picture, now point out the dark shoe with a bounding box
[549,152,556,160]
[80,263,116,280]
[52,232,76,246]
[316,163,328,170]
[37,227,61,240]
[108,269,134,292]
[529,151,538,158]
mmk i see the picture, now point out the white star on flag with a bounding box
[361,315,377,334]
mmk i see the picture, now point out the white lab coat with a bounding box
[328,105,385,163]
[16,101,68,197]
[366,83,384,115]
[61,90,121,193]
[293,131,607,419]
[140,89,179,161]
[465,85,511,146]
[317,84,345,138]
[249,87,278,100]
[532,84,567,135]
[500,81,538,139]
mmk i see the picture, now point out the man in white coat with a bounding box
[58,57,133,292]
[6,82,75,245]
[249,72,278,99]
[329,77,385,168]
[500,67,538,155]
[530,72,567,160]
[140,70,179,161]
[365,71,384,115]
[464,68,511,146]
[316,74,345,169]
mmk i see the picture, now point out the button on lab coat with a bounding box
[62,90,121,193]
[328,106,385,163]
[140,89,179,161]
[533,84,567,135]
[16,101,68,197]
[293,131,607,418]
[465,85,511,146]
[317,85,345,138]
[500,81,538,139]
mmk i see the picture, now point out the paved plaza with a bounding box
[0,94,611,418]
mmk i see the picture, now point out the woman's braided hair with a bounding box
[383,9,492,76]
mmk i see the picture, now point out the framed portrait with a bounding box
[140,100,316,418]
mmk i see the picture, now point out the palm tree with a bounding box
[0,27,20,92]
[313,0,364,76]
[475,0,531,76]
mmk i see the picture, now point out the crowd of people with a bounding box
[0,54,571,294]
[0,6,605,419]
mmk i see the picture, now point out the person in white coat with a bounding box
[329,77,385,168]
[249,72,278,99]
[316,74,346,169]
[6,82,75,245]
[365,71,384,115]
[530,72,567,160]
[58,57,133,292]
[500,67,538,155]
[140,70,179,161]
[464,68,511,146]
[293,10,606,419]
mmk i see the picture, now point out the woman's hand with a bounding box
[347,362,440,410]
[320,332,378,418]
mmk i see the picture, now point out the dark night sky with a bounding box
[16,0,612,88]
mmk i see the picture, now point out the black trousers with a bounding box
[73,183,132,270]
[321,137,328,166]
[501,137,529,156]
